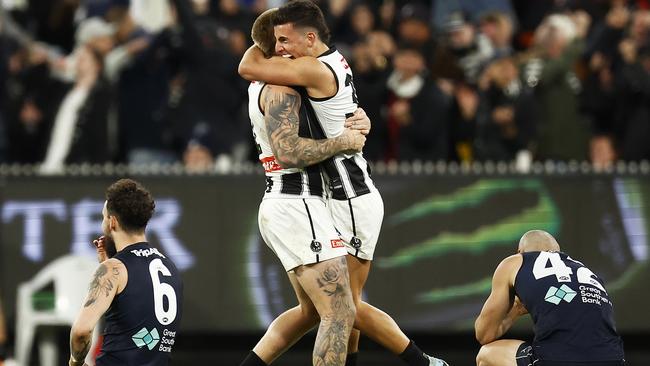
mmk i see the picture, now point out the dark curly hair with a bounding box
[273,0,331,44]
[105,178,155,233]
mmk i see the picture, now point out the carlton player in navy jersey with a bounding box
[475,230,625,366]
[69,179,183,366]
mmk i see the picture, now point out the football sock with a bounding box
[398,340,429,366]
[345,352,358,366]
[240,350,267,366]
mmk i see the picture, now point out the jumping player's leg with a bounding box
[346,255,438,366]
[251,274,320,364]
[243,197,353,366]
[336,191,446,366]
[476,339,526,366]
[347,256,407,353]
[294,256,356,366]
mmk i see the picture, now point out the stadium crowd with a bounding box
[0,0,649,173]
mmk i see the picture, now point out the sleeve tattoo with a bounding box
[84,263,119,307]
[70,336,91,366]
[70,263,120,365]
[264,87,355,168]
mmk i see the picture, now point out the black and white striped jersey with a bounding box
[300,47,376,200]
[248,81,326,199]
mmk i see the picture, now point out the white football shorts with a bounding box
[258,197,348,271]
[328,190,384,260]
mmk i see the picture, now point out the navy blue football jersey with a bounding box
[96,242,183,366]
[514,251,624,362]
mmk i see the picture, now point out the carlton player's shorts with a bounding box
[259,197,347,271]
[516,343,540,366]
[328,189,384,260]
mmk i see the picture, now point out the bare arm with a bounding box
[69,259,126,366]
[263,85,365,168]
[239,46,328,89]
[475,255,524,345]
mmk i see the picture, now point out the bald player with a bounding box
[475,230,625,366]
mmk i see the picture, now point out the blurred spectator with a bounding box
[44,17,116,83]
[396,3,435,59]
[336,1,376,48]
[183,141,215,172]
[350,30,394,160]
[131,0,172,32]
[450,83,480,161]
[431,12,494,85]
[385,45,450,161]
[5,45,68,163]
[521,12,591,161]
[479,11,514,58]
[211,0,254,56]
[40,45,113,174]
[22,0,79,53]
[614,36,650,161]
[433,0,515,31]
[167,0,250,165]
[104,4,177,164]
[474,57,537,161]
[513,0,566,49]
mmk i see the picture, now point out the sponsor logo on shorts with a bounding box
[544,284,576,305]
[331,239,344,248]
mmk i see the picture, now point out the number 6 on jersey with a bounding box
[149,258,178,325]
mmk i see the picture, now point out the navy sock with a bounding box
[345,352,358,366]
[398,340,428,366]
[240,351,267,366]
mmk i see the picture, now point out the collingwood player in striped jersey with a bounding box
[242,9,372,366]
[239,2,448,366]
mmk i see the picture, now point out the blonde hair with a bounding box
[251,8,278,58]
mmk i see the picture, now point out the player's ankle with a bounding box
[398,340,429,366]
[240,350,268,366]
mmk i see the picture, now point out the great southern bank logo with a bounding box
[544,284,577,305]
[132,327,160,350]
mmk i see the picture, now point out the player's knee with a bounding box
[475,344,492,366]
[343,295,357,326]
[348,300,357,319]
[299,302,320,323]
[323,294,356,327]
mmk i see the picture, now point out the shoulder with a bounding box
[105,257,126,271]
[103,258,128,287]
[499,254,523,270]
[494,254,523,284]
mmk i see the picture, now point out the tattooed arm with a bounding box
[263,85,366,169]
[69,258,127,366]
